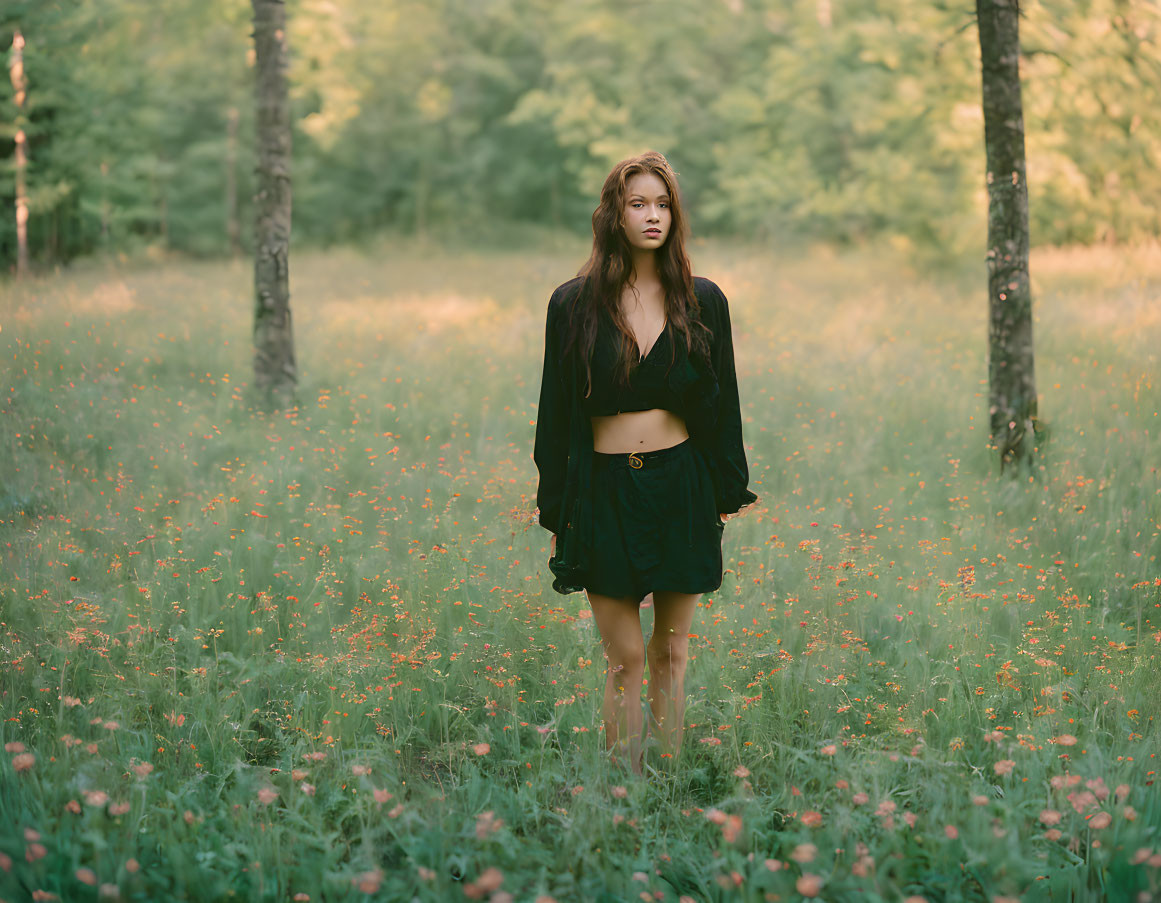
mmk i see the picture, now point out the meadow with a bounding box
[1,237,1159,902]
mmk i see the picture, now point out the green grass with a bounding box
[1,236,1159,902]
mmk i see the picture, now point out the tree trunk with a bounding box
[251,0,297,403]
[10,28,29,278]
[976,0,1040,474]
[226,106,241,256]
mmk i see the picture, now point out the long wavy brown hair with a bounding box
[561,151,713,398]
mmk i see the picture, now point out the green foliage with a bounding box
[1,0,1159,272]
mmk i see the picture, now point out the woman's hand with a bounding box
[719,501,758,523]
[550,533,557,559]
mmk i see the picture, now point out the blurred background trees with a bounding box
[1,0,1157,272]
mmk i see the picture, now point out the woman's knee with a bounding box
[647,633,689,670]
[604,640,646,677]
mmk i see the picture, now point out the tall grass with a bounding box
[1,237,1159,902]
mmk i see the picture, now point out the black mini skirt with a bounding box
[582,437,724,601]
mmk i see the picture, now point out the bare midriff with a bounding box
[591,409,689,454]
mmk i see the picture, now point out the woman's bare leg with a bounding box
[585,589,646,775]
[646,590,702,761]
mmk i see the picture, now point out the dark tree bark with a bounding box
[226,106,241,257]
[251,0,297,403]
[10,28,29,278]
[976,0,1041,474]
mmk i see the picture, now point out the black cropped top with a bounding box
[581,313,682,416]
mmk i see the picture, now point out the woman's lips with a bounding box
[645,230,661,237]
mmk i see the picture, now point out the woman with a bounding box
[533,150,758,776]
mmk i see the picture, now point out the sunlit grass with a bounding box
[1,237,1159,902]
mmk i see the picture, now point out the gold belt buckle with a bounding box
[627,452,644,469]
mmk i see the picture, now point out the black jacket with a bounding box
[533,274,758,594]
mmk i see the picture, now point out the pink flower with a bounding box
[352,869,383,894]
[800,810,823,827]
[83,790,109,807]
[993,759,1015,776]
[764,859,783,872]
[1053,734,1077,746]
[1039,809,1062,826]
[12,753,35,773]
[473,743,490,756]
[796,874,823,897]
[257,787,278,805]
[76,868,98,886]
[611,785,628,799]
[476,868,503,892]
[292,769,309,781]
[351,764,371,777]
[790,843,817,864]
[1123,806,1138,821]
[25,843,47,863]
[733,765,751,778]
[373,788,392,803]
[4,742,25,753]
[972,795,990,806]
[875,799,896,816]
[1068,790,1098,814]
[820,744,837,756]
[851,792,869,805]
[1085,777,1110,801]
[130,762,154,779]
[109,802,130,816]
[475,811,503,839]
[1088,811,1112,829]
[944,825,959,839]
[300,782,316,796]
[705,808,727,825]
[722,814,743,844]
[387,803,404,818]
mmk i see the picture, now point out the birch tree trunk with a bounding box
[976,0,1040,474]
[10,28,29,278]
[251,0,297,402]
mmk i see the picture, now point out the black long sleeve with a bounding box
[705,281,759,515]
[533,293,570,535]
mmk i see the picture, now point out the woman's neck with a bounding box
[628,248,660,287]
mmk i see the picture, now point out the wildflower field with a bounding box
[1,238,1159,902]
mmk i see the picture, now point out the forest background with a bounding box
[2,0,1159,272]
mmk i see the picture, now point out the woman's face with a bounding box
[621,171,671,251]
